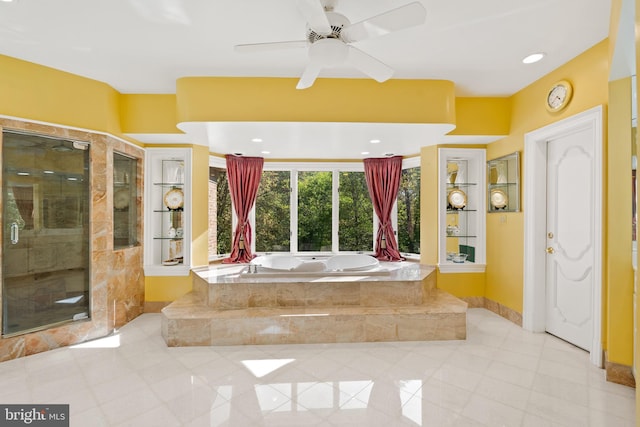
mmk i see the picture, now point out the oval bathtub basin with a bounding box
[251,255,303,271]
[250,254,379,273]
[325,254,379,271]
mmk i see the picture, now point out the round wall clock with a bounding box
[546,80,573,112]
[164,188,184,210]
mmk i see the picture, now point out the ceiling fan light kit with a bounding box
[235,0,427,89]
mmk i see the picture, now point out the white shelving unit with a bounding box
[144,148,192,276]
[438,148,486,273]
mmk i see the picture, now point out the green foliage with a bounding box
[339,172,373,251]
[211,168,231,254]
[256,171,290,252]
[397,167,421,253]
[298,171,332,251]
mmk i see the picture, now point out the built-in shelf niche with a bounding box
[487,151,520,213]
[438,148,486,273]
[144,148,192,276]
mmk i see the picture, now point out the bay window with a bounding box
[209,158,420,259]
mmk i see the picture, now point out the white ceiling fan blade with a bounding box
[346,46,394,83]
[234,40,308,53]
[297,0,332,35]
[341,1,427,43]
[296,61,323,89]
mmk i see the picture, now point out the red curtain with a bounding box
[222,155,264,264]
[364,156,405,261]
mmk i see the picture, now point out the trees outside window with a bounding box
[209,160,420,256]
[397,166,421,254]
[339,171,373,251]
[210,167,231,256]
[256,170,290,252]
[298,171,332,251]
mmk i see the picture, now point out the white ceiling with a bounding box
[0,0,612,159]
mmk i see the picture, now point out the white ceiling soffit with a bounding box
[133,121,503,159]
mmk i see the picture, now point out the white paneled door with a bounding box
[544,127,596,351]
[524,106,602,366]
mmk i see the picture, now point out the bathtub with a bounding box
[249,254,379,273]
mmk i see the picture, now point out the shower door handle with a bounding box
[10,222,19,244]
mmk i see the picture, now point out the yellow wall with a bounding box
[191,144,211,268]
[633,0,640,426]
[451,97,511,136]
[634,0,640,425]
[0,55,122,135]
[175,77,457,125]
[420,145,439,265]
[635,1,640,418]
[484,40,610,315]
[119,94,181,134]
[145,275,193,302]
[607,77,634,365]
[436,272,486,298]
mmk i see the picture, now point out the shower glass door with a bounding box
[2,130,90,336]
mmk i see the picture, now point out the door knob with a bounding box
[546,247,555,254]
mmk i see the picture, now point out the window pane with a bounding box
[339,172,373,251]
[256,171,290,252]
[113,153,138,249]
[397,167,421,254]
[209,167,232,256]
[298,171,332,251]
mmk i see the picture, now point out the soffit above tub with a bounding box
[128,121,504,160]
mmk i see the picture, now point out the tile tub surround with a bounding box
[161,263,468,346]
[0,119,144,362]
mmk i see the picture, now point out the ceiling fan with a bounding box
[234,0,427,89]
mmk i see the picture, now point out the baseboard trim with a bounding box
[144,301,171,313]
[604,353,636,388]
[459,296,522,327]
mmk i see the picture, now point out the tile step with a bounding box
[161,289,467,346]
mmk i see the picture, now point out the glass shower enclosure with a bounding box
[1,130,90,336]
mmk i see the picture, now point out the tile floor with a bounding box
[0,308,635,426]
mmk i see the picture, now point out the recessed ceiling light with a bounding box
[369,139,381,144]
[361,151,370,155]
[522,53,545,64]
[251,138,263,143]
[0,0,17,3]
[261,150,270,154]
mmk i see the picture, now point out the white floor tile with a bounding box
[474,375,530,411]
[462,394,525,426]
[0,308,634,426]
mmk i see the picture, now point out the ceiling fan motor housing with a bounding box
[306,12,350,43]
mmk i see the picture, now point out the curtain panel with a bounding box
[364,156,405,261]
[222,155,264,264]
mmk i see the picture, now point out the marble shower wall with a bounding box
[0,119,144,362]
